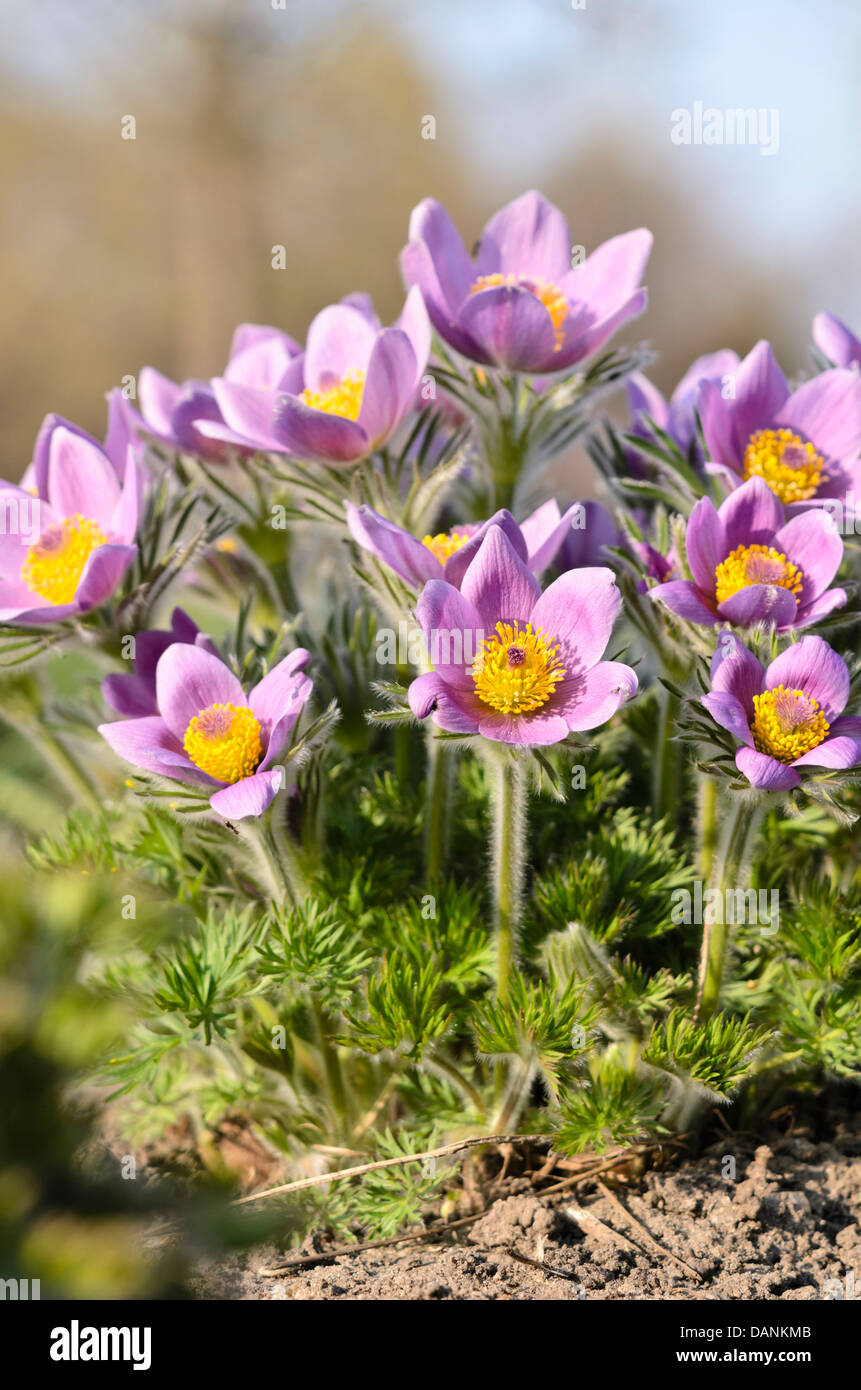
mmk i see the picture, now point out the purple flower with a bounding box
[136,323,302,460]
[21,392,140,496]
[558,499,620,570]
[650,476,845,632]
[211,290,430,466]
[812,312,861,371]
[701,632,861,791]
[407,525,637,747]
[346,499,582,590]
[401,190,651,374]
[99,644,312,820]
[698,340,861,513]
[102,608,218,717]
[0,426,139,624]
[627,350,739,473]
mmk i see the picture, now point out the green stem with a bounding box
[489,374,524,511]
[312,996,348,1128]
[491,1058,534,1134]
[425,734,453,884]
[698,776,718,882]
[244,799,309,911]
[653,687,680,823]
[492,754,526,1006]
[394,662,413,790]
[695,797,762,1023]
[39,730,104,814]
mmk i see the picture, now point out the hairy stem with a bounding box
[653,687,680,824]
[694,797,762,1023]
[425,734,453,884]
[491,754,527,1005]
[698,775,718,882]
[39,729,104,815]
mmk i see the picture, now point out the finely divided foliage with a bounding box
[3,191,861,1247]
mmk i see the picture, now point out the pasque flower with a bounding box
[22,393,141,498]
[407,525,637,746]
[0,425,139,624]
[812,311,861,371]
[650,476,845,631]
[402,190,651,374]
[698,340,861,512]
[211,290,430,466]
[558,499,619,569]
[102,608,217,717]
[99,644,312,820]
[346,499,582,590]
[136,322,302,459]
[627,349,739,473]
[701,632,861,791]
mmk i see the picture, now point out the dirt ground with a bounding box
[193,1117,861,1301]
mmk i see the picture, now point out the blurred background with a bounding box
[1,0,859,482]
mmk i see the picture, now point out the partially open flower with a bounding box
[650,476,845,631]
[99,644,312,820]
[407,525,637,746]
[701,632,861,791]
[0,426,139,624]
[211,290,430,466]
[627,349,739,474]
[133,323,302,460]
[698,340,861,514]
[102,608,218,717]
[346,499,581,591]
[402,190,651,374]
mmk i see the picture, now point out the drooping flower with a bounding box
[99,644,312,820]
[407,525,637,746]
[812,311,861,371]
[401,190,651,374]
[345,499,582,590]
[135,323,302,460]
[211,290,430,466]
[701,632,861,791]
[558,499,620,570]
[102,608,218,717]
[698,340,861,513]
[627,349,739,473]
[650,476,845,631]
[0,426,139,624]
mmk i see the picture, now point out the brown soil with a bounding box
[193,1117,861,1301]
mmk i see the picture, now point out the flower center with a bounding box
[714,544,803,607]
[742,429,825,503]
[468,273,568,351]
[21,514,107,605]
[421,530,471,565]
[473,620,565,714]
[183,703,263,783]
[299,370,366,421]
[751,686,829,763]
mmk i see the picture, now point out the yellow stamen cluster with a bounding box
[22,514,107,605]
[421,530,471,565]
[473,620,565,715]
[183,703,263,783]
[468,273,568,351]
[714,544,803,606]
[743,428,825,504]
[299,370,366,421]
[751,686,829,764]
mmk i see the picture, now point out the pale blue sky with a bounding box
[2,0,859,326]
